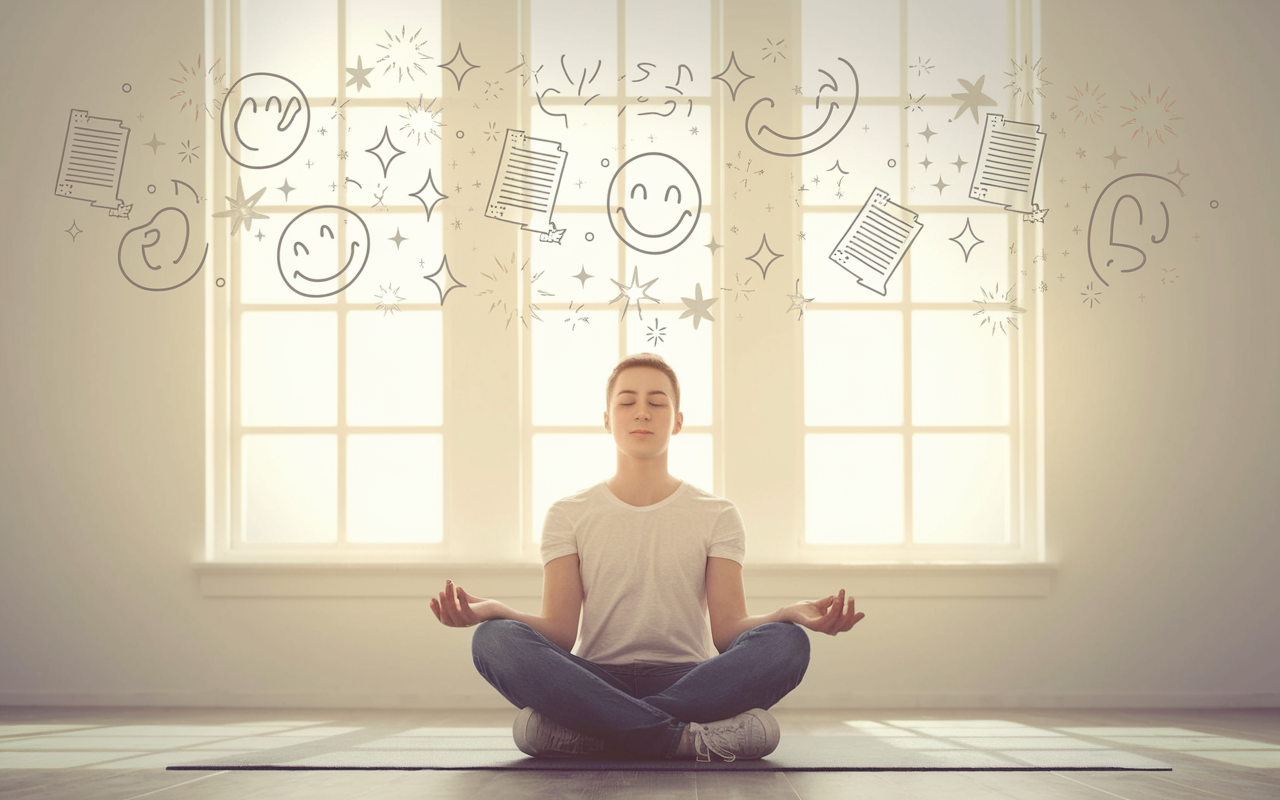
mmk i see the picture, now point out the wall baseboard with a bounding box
[2,691,1276,710]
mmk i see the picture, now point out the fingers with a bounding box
[821,590,866,635]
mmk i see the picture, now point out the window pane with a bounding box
[906,0,1008,99]
[668,432,713,496]
[911,310,1010,426]
[804,310,902,426]
[346,310,442,426]
[241,311,337,427]
[239,228,337,306]
[240,0,337,100]
[242,434,336,542]
[799,106,901,212]
[532,311,620,426]
[909,213,1011,304]
[801,212,902,303]
[802,0,901,97]
[344,0,444,99]
[625,0,711,96]
[347,434,442,543]
[528,211,619,303]
[532,433,615,543]
[913,433,1009,543]
[531,0,617,98]
[805,434,903,544]
[623,308,712,428]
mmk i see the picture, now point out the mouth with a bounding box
[294,240,362,283]
[615,206,692,239]
[630,430,654,436]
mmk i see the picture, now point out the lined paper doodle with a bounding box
[484,129,567,235]
[54,109,132,218]
[828,187,923,297]
[968,113,1047,214]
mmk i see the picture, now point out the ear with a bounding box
[603,410,611,433]
[672,410,683,435]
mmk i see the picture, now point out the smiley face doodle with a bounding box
[117,180,207,292]
[219,72,310,169]
[606,152,702,255]
[277,206,371,298]
[745,57,859,157]
[1087,173,1185,287]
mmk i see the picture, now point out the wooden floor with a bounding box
[1,706,1277,799]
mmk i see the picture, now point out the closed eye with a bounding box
[630,183,648,200]
[293,242,310,256]
[321,225,334,239]
[664,185,681,204]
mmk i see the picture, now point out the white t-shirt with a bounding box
[539,480,747,666]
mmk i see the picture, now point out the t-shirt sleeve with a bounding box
[539,502,579,565]
[707,503,747,565]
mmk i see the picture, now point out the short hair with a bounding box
[605,352,681,414]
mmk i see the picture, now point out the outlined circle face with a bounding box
[606,152,702,255]
[277,206,371,297]
[220,72,310,169]
[118,206,208,292]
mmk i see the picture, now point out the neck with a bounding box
[608,455,679,505]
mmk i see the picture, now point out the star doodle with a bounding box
[973,282,1026,334]
[276,179,296,201]
[346,55,374,91]
[388,228,408,249]
[365,126,406,178]
[572,266,594,288]
[609,265,661,320]
[948,218,984,262]
[374,284,405,315]
[408,170,448,222]
[745,233,783,280]
[951,155,968,172]
[65,220,83,241]
[438,43,480,90]
[951,75,998,123]
[721,272,756,303]
[1081,281,1102,308]
[918,124,937,143]
[212,176,268,236]
[785,279,814,320]
[1104,146,1127,169]
[143,134,165,155]
[423,254,467,305]
[931,176,949,195]
[645,318,667,345]
[711,51,755,101]
[704,236,723,256]
[679,283,718,330]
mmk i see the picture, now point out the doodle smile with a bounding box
[293,240,363,283]
[614,206,693,239]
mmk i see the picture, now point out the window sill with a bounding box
[194,561,1057,599]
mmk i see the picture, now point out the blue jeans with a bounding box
[471,619,810,760]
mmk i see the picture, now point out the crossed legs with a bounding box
[471,619,810,759]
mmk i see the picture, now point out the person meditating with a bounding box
[430,352,865,761]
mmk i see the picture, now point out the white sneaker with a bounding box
[512,707,608,758]
[688,708,781,762]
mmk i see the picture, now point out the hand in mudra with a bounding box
[784,589,864,636]
[430,580,502,628]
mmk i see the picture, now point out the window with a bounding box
[208,0,1044,565]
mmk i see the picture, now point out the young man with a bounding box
[430,352,865,761]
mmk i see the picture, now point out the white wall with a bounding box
[1,0,1277,710]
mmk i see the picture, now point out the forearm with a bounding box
[714,607,787,654]
[491,602,576,652]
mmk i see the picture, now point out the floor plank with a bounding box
[0,707,1277,800]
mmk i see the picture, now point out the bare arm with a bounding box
[430,554,583,653]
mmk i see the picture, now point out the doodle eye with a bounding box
[321,225,334,239]
[630,183,648,200]
[664,185,681,204]
[293,241,310,257]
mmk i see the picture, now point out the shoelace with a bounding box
[544,717,603,754]
[692,720,745,763]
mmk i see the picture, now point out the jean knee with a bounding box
[471,618,530,662]
[768,621,810,669]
